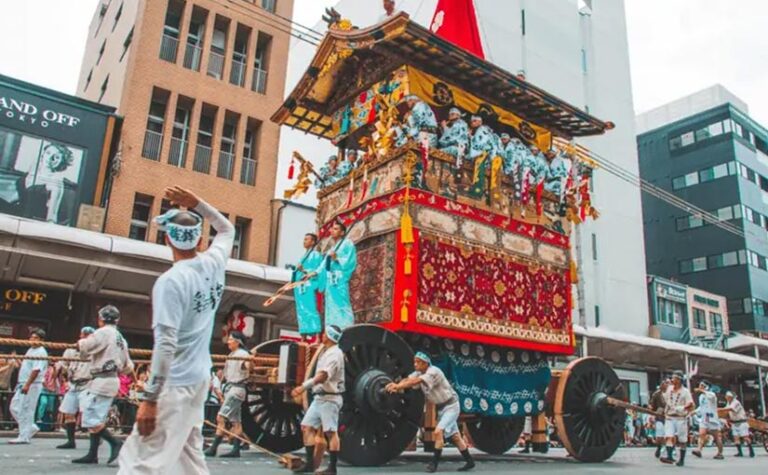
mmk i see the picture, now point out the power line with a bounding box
[212,4,749,241]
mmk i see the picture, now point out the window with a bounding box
[672,171,698,190]
[129,194,153,241]
[232,218,250,259]
[98,75,109,102]
[253,33,271,94]
[693,308,707,330]
[95,1,108,36]
[120,26,133,61]
[734,121,743,138]
[113,2,123,31]
[194,105,217,173]
[680,131,695,147]
[669,135,683,151]
[218,115,238,180]
[207,24,227,79]
[208,212,229,247]
[591,233,597,261]
[84,69,93,91]
[97,39,107,65]
[155,199,172,244]
[656,298,683,327]
[262,0,277,13]
[594,305,600,327]
[710,313,723,334]
[241,120,259,186]
[142,89,168,160]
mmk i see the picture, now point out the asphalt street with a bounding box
[0,438,765,474]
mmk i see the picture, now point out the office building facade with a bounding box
[638,86,768,334]
[77,0,293,262]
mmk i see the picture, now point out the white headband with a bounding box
[155,209,203,250]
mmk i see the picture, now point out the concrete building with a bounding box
[647,275,729,347]
[280,0,649,333]
[637,85,768,334]
[76,0,294,263]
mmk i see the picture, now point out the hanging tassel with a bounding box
[344,175,355,208]
[359,166,369,201]
[570,260,579,283]
[400,205,414,244]
[535,181,544,216]
[287,157,295,180]
[404,245,413,275]
[367,96,377,124]
[400,290,411,323]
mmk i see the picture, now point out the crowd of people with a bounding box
[315,95,576,205]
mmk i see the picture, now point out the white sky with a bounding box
[0,0,766,125]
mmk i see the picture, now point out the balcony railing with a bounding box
[240,157,257,186]
[142,130,163,161]
[217,151,235,180]
[193,144,212,174]
[184,43,202,71]
[229,59,246,87]
[251,68,267,94]
[159,35,179,63]
[207,50,225,79]
[168,137,188,168]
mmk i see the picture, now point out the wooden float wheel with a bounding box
[553,357,625,463]
[241,339,305,454]
[466,416,525,455]
[336,324,426,466]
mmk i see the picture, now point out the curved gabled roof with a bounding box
[272,12,611,140]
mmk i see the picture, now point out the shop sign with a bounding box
[656,283,687,303]
[0,284,68,318]
[0,95,81,129]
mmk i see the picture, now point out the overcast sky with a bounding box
[1,0,766,125]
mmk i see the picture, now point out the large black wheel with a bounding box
[466,416,525,455]
[337,325,425,466]
[553,357,626,463]
[241,339,304,454]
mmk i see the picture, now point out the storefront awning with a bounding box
[574,325,768,377]
[0,214,296,324]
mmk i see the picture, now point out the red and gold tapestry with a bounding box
[416,233,571,348]
[349,235,396,324]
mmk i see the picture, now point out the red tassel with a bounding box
[287,158,295,180]
[420,144,429,180]
[344,176,355,208]
[367,97,377,124]
[535,181,544,215]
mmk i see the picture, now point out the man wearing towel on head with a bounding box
[387,352,475,473]
[118,186,234,475]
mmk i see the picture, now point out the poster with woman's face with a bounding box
[0,127,86,225]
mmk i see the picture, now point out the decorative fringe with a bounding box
[344,175,355,208]
[359,166,369,201]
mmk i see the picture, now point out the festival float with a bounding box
[244,11,635,466]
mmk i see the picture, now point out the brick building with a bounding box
[76,0,293,263]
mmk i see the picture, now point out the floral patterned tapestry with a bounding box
[417,232,571,347]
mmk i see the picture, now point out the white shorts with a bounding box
[80,390,114,428]
[436,400,460,439]
[523,416,532,435]
[655,421,665,437]
[59,386,85,415]
[302,398,341,433]
[118,380,210,475]
[218,392,243,423]
[731,422,750,438]
[664,418,688,441]
[699,415,721,432]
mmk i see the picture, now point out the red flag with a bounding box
[430,0,485,59]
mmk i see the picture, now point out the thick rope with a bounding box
[0,337,278,363]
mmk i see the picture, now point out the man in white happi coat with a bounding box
[55,325,95,450]
[386,352,475,473]
[725,391,754,457]
[204,331,251,458]
[659,371,694,467]
[118,186,233,475]
[692,380,723,460]
[291,325,345,475]
[73,305,134,465]
[8,328,48,444]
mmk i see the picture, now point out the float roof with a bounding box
[272,13,610,141]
